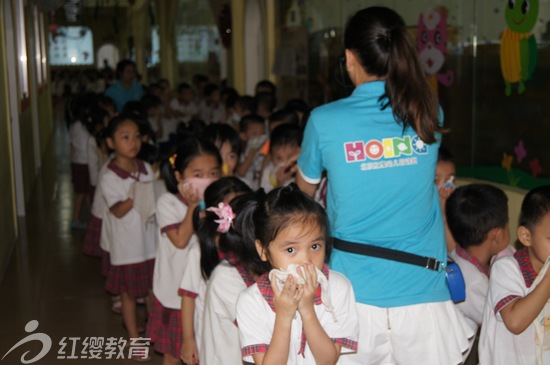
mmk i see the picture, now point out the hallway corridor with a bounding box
[0,104,163,364]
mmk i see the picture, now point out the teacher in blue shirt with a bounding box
[296,6,474,365]
[105,59,143,113]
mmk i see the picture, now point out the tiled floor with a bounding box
[0,103,164,364]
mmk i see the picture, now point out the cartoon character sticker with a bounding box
[417,7,454,96]
[500,0,539,96]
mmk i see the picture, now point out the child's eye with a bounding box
[312,243,322,250]
[286,247,295,254]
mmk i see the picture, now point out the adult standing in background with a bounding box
[105,59,143,113]
[296,7,474,365]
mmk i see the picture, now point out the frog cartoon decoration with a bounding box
[501,0,539,96]
[417,7,454,96]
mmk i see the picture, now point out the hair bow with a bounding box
[169,153,177,170]
[207,202,235,233]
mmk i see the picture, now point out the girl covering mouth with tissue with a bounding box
[235,184,359,365]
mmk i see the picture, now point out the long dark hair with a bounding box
[160,138,222,194]
[196,178,269,280]
[344,6,440,144]
[253,184,332,264]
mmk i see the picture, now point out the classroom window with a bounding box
[48,26,94,66]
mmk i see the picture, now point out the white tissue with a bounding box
[269,264,337,322]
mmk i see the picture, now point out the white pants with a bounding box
[338,301,475,365]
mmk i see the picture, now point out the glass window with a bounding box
[275,0,550,187]
[48,26,94,66]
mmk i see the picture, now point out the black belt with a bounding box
[333,238,444,272]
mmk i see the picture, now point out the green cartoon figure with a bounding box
[500,0,539,96]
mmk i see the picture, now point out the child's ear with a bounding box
[174,171,183,183]
[255,240,268,262]
[106,137,114,150]
[517,225,532,247]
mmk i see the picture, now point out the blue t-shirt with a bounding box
[298,81,449,307]
[105,80,144,113]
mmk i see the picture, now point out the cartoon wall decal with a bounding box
[500,0,539,96]
[417,7,454,96]
[514,140,526,162]
[530,158,542,178]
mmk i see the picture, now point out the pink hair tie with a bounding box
[207,202,235,233]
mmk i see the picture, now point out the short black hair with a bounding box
[519,185,550,230]
[240,114,265,133]
[269,123,303,153]
[269,108,299,126]
[446,184,508,248]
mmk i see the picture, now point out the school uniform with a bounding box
[101,159,157,297]
[83,162,110,258]
[169,98,198,123]
[449,247,489,332]
[479,248,541,365]
[200,256,255,365]
[70,120,91,194]
[147,192,197,358]
[236,265,359,365]
[178,241,207,352]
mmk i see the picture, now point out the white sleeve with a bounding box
[460,271,489,326]
[99,172,127,208]
[156,194,187,235]
[488,257,525,321]
[236,287,272,361]
[179,244,202,296]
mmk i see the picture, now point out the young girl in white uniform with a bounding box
[147,139,222,365]
[99,115,157,361]
[199,188,271,365]
[178,177,250,365]
[236,184,359,365]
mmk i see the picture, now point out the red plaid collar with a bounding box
[225,253,255,287]
[514,248,537,288]
[257,263,329,312]
[176,193,188,206]
[257,263,330,357]
[455,247,490,278]
[108,159,148,181]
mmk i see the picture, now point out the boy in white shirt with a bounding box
[169,82,198,123]
[479,185,550,365]
[236,114,267,189]
[446,184,510,333]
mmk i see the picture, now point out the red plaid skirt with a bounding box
[105,259,154,298]
[146,296,183,358]
[82,215,102,257]
[71,163,91,194]
[101,249,111,278]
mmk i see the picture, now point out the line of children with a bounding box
[178,176,250,365]
[199,188,270,365]
[147,139,222,365]
[479,185,550,365]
